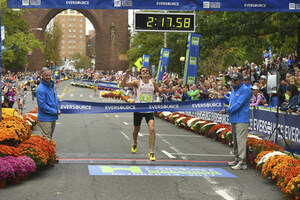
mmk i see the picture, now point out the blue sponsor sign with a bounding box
[88,165,237,177]
[60,98,224,114]
[6,0,300,12]
[142,54,150,69]
[156,48,171,84]
[183,33,201,85]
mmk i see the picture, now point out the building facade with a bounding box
[54,9,86,60]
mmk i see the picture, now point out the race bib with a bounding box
[8,96,12,100]
[139,94,151,102]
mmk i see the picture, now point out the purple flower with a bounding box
[0,158,15,179]
[17,156,36,174]
[3,156,27,178]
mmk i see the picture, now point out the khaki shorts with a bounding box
[38,121,56,141]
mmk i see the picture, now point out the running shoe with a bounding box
[148,152,156,161]
[131,140,138,154]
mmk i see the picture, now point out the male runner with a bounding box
[120,67,164,161]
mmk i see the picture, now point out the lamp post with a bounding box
[180,57,185,77]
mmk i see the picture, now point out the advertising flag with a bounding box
[156,48,171,84]
[142,55,150,69]
[183,33,201,85]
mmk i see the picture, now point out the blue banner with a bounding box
[183,33,201,85]
[59,99,224,114]
[88,165,237,177]
[156,48,171,84]
[6,0,300,12]
[74,80,119,90]
[142,54,150,69]
[185,107,300,155]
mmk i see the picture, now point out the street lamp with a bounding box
[180,57,185,77]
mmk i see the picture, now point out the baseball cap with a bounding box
[251,85,259,90]
[200,75,205,78]
[260,75,267,80]
[232,72,243,81]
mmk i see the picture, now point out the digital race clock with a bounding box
[134,12,196,33]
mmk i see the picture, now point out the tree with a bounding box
[1,0,43,72]
[45,20,63,68]
[71,52,93,70]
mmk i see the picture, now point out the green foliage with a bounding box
[1,0,43,71]
[45,20,63,67]
[71,52,93,69]
[128,11,298,77]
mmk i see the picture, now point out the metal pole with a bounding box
[297,17,300,68]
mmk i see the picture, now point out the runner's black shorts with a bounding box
[133,112,154,126]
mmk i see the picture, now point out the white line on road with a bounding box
[120,131,130,140]
[104,114,109,118]
[115,115,119,118]
[204,177,217,184]
[80,94,83,98]
[161,150,176,158]
[138,132,144,137]
[162,139,171,145]
[123,122,128,125]
[215,190,235,200]
[89,95,93,98]
[56,122,62,125]
[171,153,233,157]
[142,133,200,137]
[170,146,187,160]
[70,94,74,97]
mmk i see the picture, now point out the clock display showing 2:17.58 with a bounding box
[135,13,195,32]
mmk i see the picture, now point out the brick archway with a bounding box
[24,9,129,72]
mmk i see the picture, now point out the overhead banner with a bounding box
[6,0,300,12]
[183,33,201,85]
[156,48,171,84]
[59,99,224,114]
[142,54,150,69]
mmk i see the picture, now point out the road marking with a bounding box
[171,153,233,157]
[204,177,217,184]
[104,114,109,118]
[162,139,171,145]
[80,94,83,97]
[138,132,144,137]
[115,115,119,118]
[56,122,62,125]
[89,95,93,98]
[70,94,74,97]
[215,190,234,200]
[143,133,200,137]
[170,146,187,160]
[121,131,130,140]
[123,122,128,125]
[162,150,176,158]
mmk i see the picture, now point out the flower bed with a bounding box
[155,111,300,199]
[0,108,57,187]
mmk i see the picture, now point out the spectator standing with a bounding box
[36,67,61,141]
[250,85,264,107]
[219,72,252,170]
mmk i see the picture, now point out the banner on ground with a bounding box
[142,55,150,69]
[185,107,300,154]
[7,0,300,12]
[77,80,119,89]
[183,33,201,85]
[59,99,224,114]
[156,48,171,84]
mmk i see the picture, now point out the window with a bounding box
[62,29,65,32]
[80,46,82,49]
[62,40,64,43]
[62,17,64,21]
[69,40,72,43]
[70,9,75,13]
[73,34,76,38]
[80,40,83,43]
[68,35,71,38]
[80,29,82,33]
[69,46,71,49]
[62,23,65,27]
[80,18,83,22]
[80,24,83,27]
[73,24,76,27]
[62,45,64,49]
[73,18,76,22]
[69,29,71,32]
[80,35,83,38]
[69,24,71,27]
[62,51,64,54]
[69,17,72,22]
[73,29,75,33]
[73,40,76,43]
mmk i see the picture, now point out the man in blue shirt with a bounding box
[36,67,61,142]
[219,72,252,170]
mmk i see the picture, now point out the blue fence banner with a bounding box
[142,54,150,69]
[88,165,237,177]
[183,33,201,85]
[59,99,224,114]
[156,48,171,84]
[7,0,300,12]
[185,107,300,155]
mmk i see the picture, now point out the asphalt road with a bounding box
[0,80,284,200]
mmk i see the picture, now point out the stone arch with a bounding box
[25,9,129,72]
